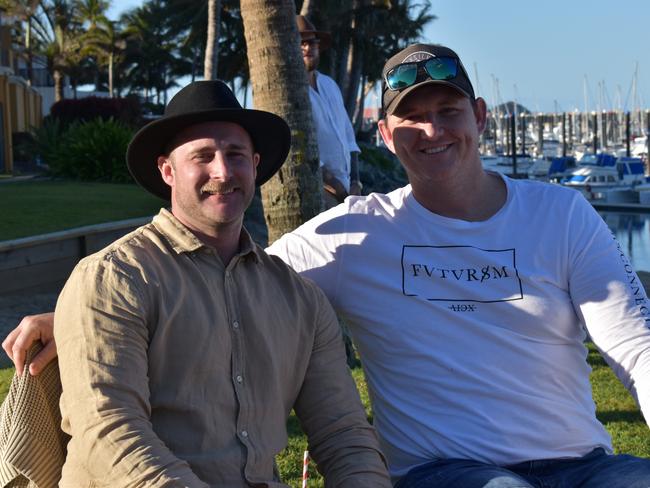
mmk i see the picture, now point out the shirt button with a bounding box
[232,321,239,329]
[236,375,243,383]
[241,430,248,438]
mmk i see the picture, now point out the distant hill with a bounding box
[491,101,531,115]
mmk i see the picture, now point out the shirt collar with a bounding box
[238,227,263,263]
[152,208,261,262]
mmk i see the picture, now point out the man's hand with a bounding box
[349,180,363,196]
[322,168,348,203]
[2,312,57,376]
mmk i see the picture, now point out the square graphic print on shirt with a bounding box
[401,245,523,303]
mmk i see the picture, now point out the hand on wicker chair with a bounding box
[0,343,68,488]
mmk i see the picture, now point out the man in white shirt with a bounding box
[270,43,650,487]
[297,15,362,208]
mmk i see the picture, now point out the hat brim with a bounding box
[126,109,291,201]
[300,31,332,51]
[385,79,472,115]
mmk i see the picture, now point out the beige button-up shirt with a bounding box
[54,209,389,487]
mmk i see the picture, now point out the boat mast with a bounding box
[632,62,641,135]
[583,75,590,144]
[616,84,624,146]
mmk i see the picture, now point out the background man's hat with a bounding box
[382,43,475,114]
[126,80,291,200]
[296,15,332,50]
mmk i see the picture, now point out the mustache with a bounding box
[200,181,237,194]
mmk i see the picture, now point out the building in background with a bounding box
[0,16,42,174]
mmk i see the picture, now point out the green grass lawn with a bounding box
[0,345,646,487]
[0,180,166,241]
[588,343,649,456]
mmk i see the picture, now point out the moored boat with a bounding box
[561,154,646,202]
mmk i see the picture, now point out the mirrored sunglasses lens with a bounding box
[386,64,418,90]
[424,58,457,80]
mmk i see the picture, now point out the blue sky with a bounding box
[109,0,649,113]
[425,1,649,113]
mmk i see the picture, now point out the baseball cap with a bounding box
[381,43,475,114]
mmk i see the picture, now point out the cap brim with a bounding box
[126,109,291,201]
[385,79,472,115]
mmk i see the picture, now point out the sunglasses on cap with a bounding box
[384,56,458,91]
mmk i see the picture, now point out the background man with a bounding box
[297,15,362,207]
[43,80,390,487]
[7,46,650,487]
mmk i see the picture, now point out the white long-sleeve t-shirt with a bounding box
[309,71,360,192]
[267,175,650,480]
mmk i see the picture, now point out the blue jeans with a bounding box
[394,449,650,488]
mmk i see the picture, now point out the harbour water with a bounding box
[599,210,650,272]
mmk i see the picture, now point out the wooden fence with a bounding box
[0,216,152,294]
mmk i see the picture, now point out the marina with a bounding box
[600,210,650,272]
[480,106,650,213]
[479,108,650,273]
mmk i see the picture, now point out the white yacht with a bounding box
[481,153,535,176]
[528,156,575,180]
[562,155,647,202]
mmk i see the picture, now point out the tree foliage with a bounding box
[2,0,433,115]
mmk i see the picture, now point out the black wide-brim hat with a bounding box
[127,80,291,200]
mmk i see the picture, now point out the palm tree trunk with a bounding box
[334,0,354,87]
[108,51,114,97]
[163,69,168,105]
[353,75,367,132]
[26,19,33,86]
[53,70,64,102]
[241,0,322,243]
[299,0,317,17]
[203,0,221,80]
[191,48,199,82]
[344,45,363,117]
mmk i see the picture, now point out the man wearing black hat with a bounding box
[297,15,362,207]
[46,80,390,487]
[267,44,650,487]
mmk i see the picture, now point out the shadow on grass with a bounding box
[287,414,303,439]
[596,410,645,424]
[586,343,608,367]
[587,351,608,366]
